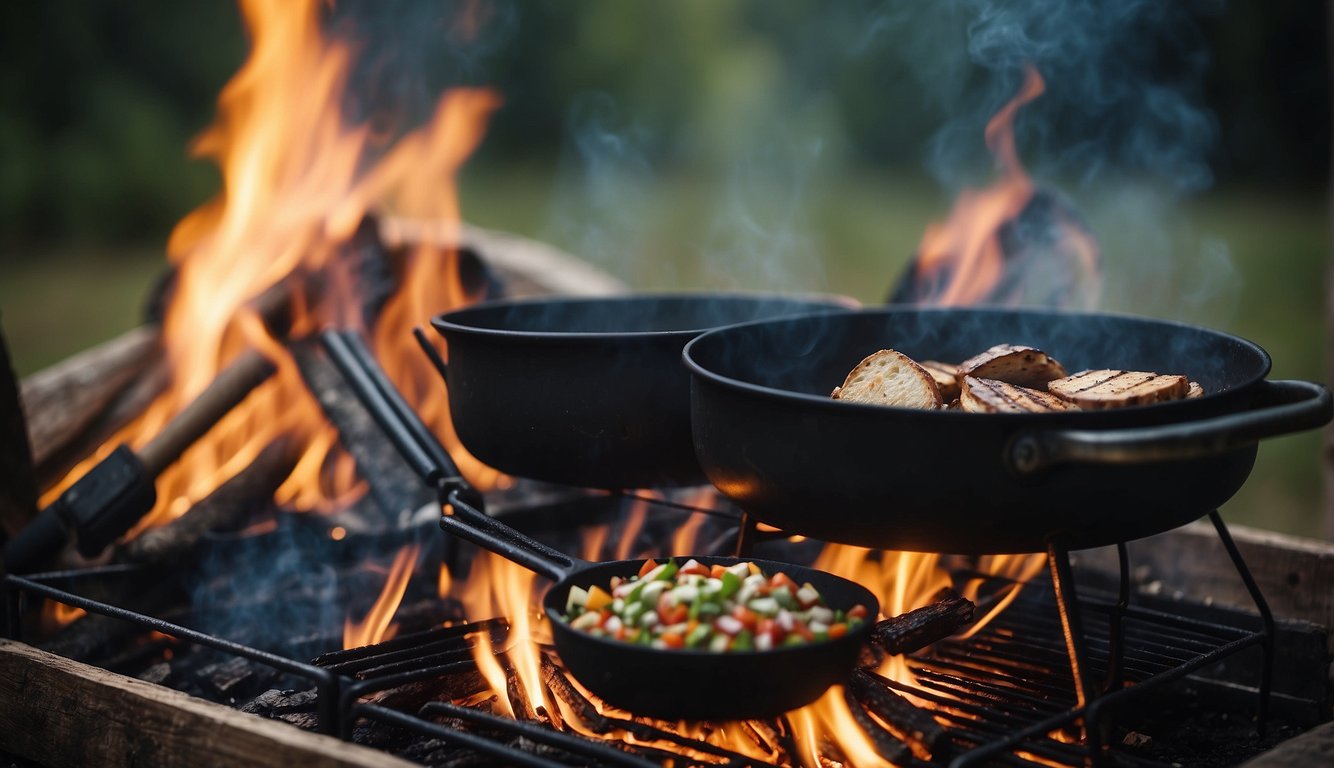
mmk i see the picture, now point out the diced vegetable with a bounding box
[560,558,873,653]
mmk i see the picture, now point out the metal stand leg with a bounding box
[1209,511,1274,735]
[732,512,757,558]
[1101,542,1129,694]
[1047,539,1100,766]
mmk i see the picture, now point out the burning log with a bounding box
[540,653,788,766]
[840,685,915,765]
[115,437,302,566]
[292,339,433,525]
[870,588,975,656]
[849,669,951,761]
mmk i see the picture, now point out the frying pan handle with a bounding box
[438,487,584,583]
[1007,380,1333,474]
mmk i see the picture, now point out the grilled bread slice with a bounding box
[960,376,1076,413]
[957,344,1069,389]
[919,360,961,401]
[1047,369,1189,409]
[832,349,943,409]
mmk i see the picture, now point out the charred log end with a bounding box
[870,588,976,656]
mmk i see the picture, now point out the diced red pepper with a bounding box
[847,604,869,620]
[769,571,800,594]
[638,559,658,578]
[679,559,710,577]
[660,631,685,649]
[731,605,759,631]
[658,596,688,626]
[756,618,781,645]
[828,623,849,639]
[791,619,815,642]
[709,564,728,579]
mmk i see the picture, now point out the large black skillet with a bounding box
[429,293,852,489]
[683,307,1332,554]
[322,330,879,720]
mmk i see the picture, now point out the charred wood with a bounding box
[841,685,914,765]
[870,588,975,656]
[850,668,950,762]
[292,339,432,526]
[540,653,786,767]
[116,437,300,565]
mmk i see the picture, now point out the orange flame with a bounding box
[343,543,420,649]
[912,65,1098,307]
[39,0,500,539]
[461,552,548,718]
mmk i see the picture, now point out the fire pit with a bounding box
[3,2,1332,767]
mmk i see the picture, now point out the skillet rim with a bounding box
[431,291,858,343]
[682,305,1274,418]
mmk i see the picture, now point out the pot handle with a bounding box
[437,488,584,583]
[1006,380,1333,475]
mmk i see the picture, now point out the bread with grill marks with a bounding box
[1047,369,1190,409]
[832,349,943,409]
[957,344,1068,389]
[960,376,1076,413]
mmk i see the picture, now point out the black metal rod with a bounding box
[1209,510,1274,734]
[337,330,458,486]
[3,573,343,730]
[421,701,661,768]
[1102,542,1129,693]
[321,331,443,485]
[353,702,567,768]
[1046,540,1094,711]
[412,326,450,383]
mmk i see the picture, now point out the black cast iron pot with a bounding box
[430,293,853,489]
[684,307,1332,554]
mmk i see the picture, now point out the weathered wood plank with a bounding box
[1241,720,1334,767]
[0,639,415,768]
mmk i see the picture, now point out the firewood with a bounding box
[870,588,975,656]
[841,685,914,765]
[34,358,170,489]
[850,668,950,761]
[116,437,301,565]
[291,339,434,525]
[19,326,161,477]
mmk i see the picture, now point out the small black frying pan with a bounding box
[323,330,879,720]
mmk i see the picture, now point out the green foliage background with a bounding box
[0,1,1328,536]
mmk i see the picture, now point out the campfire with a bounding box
[2,2,1331,768]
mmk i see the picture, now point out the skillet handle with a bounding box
[1007,380,1333,474]
[438,487,584,583]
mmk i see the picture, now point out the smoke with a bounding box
[878,0,1221,195]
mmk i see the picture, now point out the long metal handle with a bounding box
[1007,380,1332,474]
[439,489,579,582]
[319,329,581,582]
